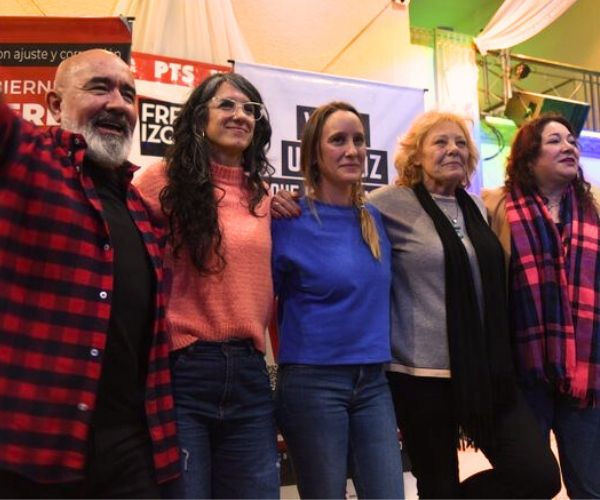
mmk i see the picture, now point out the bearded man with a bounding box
[0,49,179,498]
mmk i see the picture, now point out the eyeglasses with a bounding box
[209,97,266,121]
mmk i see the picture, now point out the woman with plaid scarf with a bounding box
[483,113,600,498]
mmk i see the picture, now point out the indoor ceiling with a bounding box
[1,0,599,71]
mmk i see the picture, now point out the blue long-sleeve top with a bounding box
[271,197,392,365]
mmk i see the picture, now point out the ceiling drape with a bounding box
[112,0,253,64]
[474,0,577,54]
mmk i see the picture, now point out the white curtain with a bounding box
[433,29,483,192]
[474,0,577,54]
[112,0,253,64]
[434,30,479,120]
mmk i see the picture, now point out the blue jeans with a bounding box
[521,381,600,499]
[276,364,404,499]
[166,340,280,499]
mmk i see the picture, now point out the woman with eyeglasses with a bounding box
[133,73,279,499]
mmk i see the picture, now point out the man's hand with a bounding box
[271,189,302,219]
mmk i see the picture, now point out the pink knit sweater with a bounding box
[133,161,273,353]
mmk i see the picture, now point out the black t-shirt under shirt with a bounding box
[87,161,155,427]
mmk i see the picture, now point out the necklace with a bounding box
[437,197,464,239]
[544,199,562,223]
[542,191,563,210]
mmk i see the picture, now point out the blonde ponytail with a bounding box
[352,184,381,260]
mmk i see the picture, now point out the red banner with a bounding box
[131,51,228,87]
[0,16,132,125]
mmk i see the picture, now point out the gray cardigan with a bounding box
[369,185,486,378]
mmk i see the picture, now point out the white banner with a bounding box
[235,62,425,193]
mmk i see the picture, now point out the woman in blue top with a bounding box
[271,101,404,499]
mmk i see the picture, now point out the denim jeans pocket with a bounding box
[169,345,190,371]
[250,349,270,378]
[171,338,212,367]
[276,364,327,416]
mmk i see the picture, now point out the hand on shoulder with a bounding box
[271,189,302,218]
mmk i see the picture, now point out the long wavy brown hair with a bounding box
[505,113,593,210]
[159,73,273,275]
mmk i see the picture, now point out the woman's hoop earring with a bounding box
[194,128,206,141]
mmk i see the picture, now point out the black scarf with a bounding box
[413,182,516,448]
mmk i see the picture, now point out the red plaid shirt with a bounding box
[0,102,179,483]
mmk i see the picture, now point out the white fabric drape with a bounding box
[434,29,482,193]
[435,30,479,121]
[433,29,483,192]
[474,0,577,54]
[112,0,253,64]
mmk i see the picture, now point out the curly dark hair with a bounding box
[159,72,273,275]
[505,113,593,210]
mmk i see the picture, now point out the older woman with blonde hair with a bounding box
[483,113,600,498]
[367,110,560,499]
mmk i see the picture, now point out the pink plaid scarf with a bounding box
[507,184,600,406]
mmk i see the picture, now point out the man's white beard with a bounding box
[62,117,132,169]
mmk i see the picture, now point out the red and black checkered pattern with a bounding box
[0,102,179,484]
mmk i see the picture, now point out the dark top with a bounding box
[88,161,155,426]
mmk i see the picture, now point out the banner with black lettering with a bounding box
[235,62,425,192]
[130,52,229,167]
[0,16,132,126]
